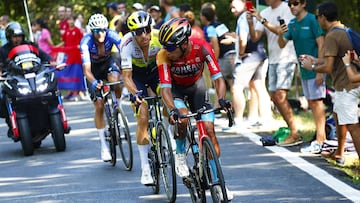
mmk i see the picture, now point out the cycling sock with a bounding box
[209,159,218,182]
[138,144,149,169]
[97,128,107,149]
[175,137,186,154]
[117,98,122,107]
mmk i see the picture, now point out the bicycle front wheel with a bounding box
[116,107,133,171]
[201,136,228,203]
[157,122,177,203]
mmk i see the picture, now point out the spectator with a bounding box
[200,5,236,95]
[54,15,86,101]
[34,18,54,55]
[58,6,69,38]
[179,3,191,18]
[74,13,87,33]
[227,0,272,129]
[301,2,360,162]
[342,51,360,82]
[132,3,144,12]
[66,6,72,19]
[117,1,128,17]
[149,5,164,30]
[184,11,205,40]
[0,15,10,46]
[107,2,122,68]
[249,0,301,146]
[30,21,41,43]
[278,0,326,153]
[159,0,180,22]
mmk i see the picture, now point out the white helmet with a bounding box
[88,13,109,30]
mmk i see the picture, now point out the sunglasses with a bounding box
[134,26,151,36]
[288,1,300,7]
[163,44,178,52]
[92,28,106,34]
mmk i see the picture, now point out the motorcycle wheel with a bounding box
[18,118,34,156]
[50,113,66,152]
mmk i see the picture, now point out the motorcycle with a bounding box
[1,44,70,156]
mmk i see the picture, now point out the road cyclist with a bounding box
[80,13,123,162]
[120,11,164,186]
[95,80,133,170]
[157,17,234,201]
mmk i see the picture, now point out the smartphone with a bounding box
[246,0,253,11]
[350,50,355,60]
[278,18,285,26]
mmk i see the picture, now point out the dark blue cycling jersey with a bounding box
[80,29,121,64]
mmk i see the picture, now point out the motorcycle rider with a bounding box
[80,13,123,162]
[0,22,53,139]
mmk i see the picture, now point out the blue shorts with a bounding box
[268,62,296,92]
[301,77,326,100]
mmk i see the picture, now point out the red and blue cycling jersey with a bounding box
[80,30,121,64]
[157,37,222,88]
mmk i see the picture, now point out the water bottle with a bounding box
[151,126,156,146]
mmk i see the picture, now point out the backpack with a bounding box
[333,27,360,55]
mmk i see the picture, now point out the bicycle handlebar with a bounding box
[179,106,234,127]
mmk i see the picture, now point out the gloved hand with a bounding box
[218,98,231,110]
[169,108,180,123]
[91,80,101,91]
[130,91,143,103]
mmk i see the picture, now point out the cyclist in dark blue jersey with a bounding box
[80,13,122,162]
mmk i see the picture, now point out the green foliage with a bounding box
[0,0,359,43]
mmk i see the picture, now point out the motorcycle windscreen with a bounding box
[7,44,41,71]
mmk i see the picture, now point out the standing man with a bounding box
[228,0,272,128]
[57,6,69,38]
[159,0,180,22]
[80,14,123,161]
[301,2,360,162]
[278,0,326,153]
[248,0,301,146]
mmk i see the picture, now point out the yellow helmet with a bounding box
[127,11,152,31]
[158,18,191,47]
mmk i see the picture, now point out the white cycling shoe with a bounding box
[175,153,189,177]
[101,148,111,162]
[141,166,154,185]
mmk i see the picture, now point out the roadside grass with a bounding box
[285,109,360,186]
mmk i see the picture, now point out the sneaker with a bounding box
[300,141,322,154]
[277,134,303,147]
[101,148,111,162]
[175,153,189,177]
[141,166,154,185]
[213,185,234,201]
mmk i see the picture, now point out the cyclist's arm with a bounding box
[160,87,176,111]
[122,69,138,95]
[82,62,96,83]
[213,77,226,100]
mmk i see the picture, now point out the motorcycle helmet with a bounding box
[5,22,25,42]
[158,18,191,48]
[127,11,152,31]
[88,13,109,30]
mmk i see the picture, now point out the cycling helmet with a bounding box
[158,18,191,46]
[88,13,109,30]
[5,22,25,42]
[127,11,152,31]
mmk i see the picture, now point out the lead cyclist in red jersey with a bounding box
[157,18,233,200]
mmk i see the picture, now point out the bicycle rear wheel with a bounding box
[116,108,133,171]
[201,136,228,203]
[157,122,176,203]
[109,128,117,166]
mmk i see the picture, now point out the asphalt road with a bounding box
[0,100,359,202]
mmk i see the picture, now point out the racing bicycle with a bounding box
[99,81,133,170]
[177,104,234,203]
[144,95,177,203]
